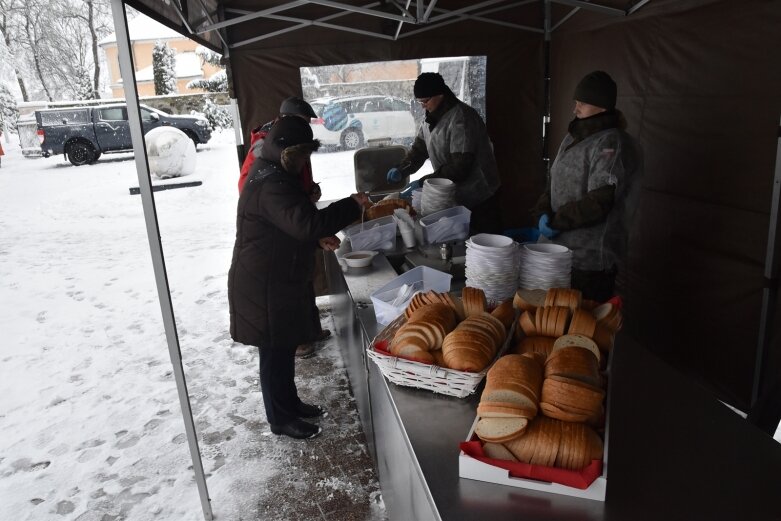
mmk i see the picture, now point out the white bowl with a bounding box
[468,233,514,249]
[342,250,378,268]
[424,178,455,188]
[523,243,570,255]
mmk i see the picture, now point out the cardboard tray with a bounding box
[458,416,607,501]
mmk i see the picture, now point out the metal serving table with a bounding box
[325,251,781,521]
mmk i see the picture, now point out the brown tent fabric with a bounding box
[550,0,781,408]
[123,0,781,412]
[228,28,546,230]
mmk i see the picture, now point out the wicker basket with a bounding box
[367,313,517,398]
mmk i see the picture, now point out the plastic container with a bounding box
[344,215,397,252]
[419,206,472,244]
[370,266,453,325]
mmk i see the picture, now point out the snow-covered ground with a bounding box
[0,131,390,520]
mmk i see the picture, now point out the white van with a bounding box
[309,95,416,151]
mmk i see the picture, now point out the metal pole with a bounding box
[752,116,781,406]
[109,2,213,519]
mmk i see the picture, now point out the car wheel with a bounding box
[66,141,96,166]
[88,152,102,164]
[184,130,199,149]
[340,128,363,150]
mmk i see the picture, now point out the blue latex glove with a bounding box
[538,214,559,238]
[399,180,422,200]
[386,167,403,184]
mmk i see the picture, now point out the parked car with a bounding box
[35,104,211,166]
[309,95,416,151]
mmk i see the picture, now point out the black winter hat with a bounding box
[279,96,318,119]
[573,71,617,110]
[266,116,317,149]
[414,72,450,98]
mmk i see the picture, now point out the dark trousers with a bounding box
[258,344,301,426]
[572,266,617,302]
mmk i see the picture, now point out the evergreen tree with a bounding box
[0,83,19,132]
[193,98,232,130]
[152,41,177,95]
[186,71,227,93]
[75,67,97,100]
[194,45,222,67]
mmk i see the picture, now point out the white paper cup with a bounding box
[400,228,416,248]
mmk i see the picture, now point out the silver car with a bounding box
[309,95,416,151]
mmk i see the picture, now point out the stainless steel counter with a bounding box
[326,251,781,521]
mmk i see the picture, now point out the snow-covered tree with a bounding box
[0,0,112,102]
[195,45,222,67]
[193,98,232,131]
[75,67,97,100]
[186,70,227,93]
[152,41,177,95]
[0,82,19,132]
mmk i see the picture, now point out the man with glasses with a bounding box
[387,72,502,233]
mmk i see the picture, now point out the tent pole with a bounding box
[752,116,781,407]
[110,2,213,519]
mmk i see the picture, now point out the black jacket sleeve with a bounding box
[550,184,616,231]
[398,136,429,175]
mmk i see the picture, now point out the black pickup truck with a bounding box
[35,103,212,166]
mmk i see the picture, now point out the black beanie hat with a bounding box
[573,71,617,110]
[267,116,316,149]
[414,72,450,98]
[279,96,317,119]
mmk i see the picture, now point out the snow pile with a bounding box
[145,126,196,178]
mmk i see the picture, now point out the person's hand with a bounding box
[318,236,341,251]
[351,192,370,207]
[310,183,322,203]
[538,214,559,238]
[386,167,403,183]
[399,179,422,199]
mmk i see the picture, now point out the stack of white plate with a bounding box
[421,178,456,215]
[411,188,423,214]
[518,242,572,290]
[465,233,521,304]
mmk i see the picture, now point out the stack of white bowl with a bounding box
[465,233,521,305]
[421,178,456,215]
[518,242,572,290]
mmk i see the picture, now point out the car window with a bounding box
[390,98,410,111]
[311,103,325,117]
[99,107,127,121]
[40,109,90,126]
[141,108,156,121]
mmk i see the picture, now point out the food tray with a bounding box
[458,416,607,500]
[367,310,517,398]
[369,266,452,326]
[458,318,615,501]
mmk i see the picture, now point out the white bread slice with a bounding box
[552,334,601,363]
[481,388,538,411]
[475,417,528,443]
[482,442,519,461]
[513,288,546,311]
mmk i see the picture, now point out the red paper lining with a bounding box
[459,440,602,490]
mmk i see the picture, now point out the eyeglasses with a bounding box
[416,97,432,105]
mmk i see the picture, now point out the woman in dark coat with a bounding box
[228,116,367,439]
